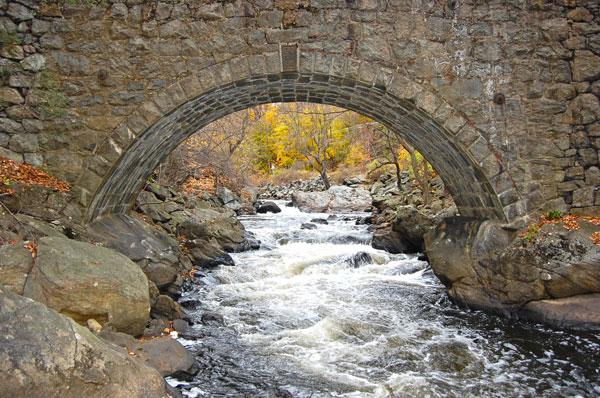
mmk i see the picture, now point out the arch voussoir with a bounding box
[84,53,519,222]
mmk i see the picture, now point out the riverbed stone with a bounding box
[99,330,198,379]
[257,200,282,213]
[293,185,371,213]
[23,236,151,336]
[0,291,170,398]
[522,294,600,331]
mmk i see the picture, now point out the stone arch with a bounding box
[86,54,521,222]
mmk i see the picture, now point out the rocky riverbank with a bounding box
[368,171,457,253]
[425,214,600,330]
[0,180,259,397]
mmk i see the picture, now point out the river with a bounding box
[168,201,600,397]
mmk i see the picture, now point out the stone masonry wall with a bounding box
[0,0,598,221]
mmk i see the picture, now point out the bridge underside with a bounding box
[88,72,507,222]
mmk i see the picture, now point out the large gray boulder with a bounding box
[292,185,372,213]
[86,214,182,289]
[176,208,247,251]
[0,291,170,398]
[23,237,151,336]
[425,217,600,330]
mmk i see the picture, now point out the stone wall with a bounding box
[0,0,598,222]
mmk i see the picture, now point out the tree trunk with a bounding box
[318,163,331,189]
[406,144,430,206]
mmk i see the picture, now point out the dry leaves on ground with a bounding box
[536,213,600,246]
[0,156,69,195]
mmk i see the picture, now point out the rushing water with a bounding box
[170,201,600,398]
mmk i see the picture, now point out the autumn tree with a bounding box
[157,109,256,190]
[367,126,433,205]
[276,103,355,189]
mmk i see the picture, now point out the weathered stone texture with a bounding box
[0,0,597,221]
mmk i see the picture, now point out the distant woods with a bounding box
[155,103,435,199]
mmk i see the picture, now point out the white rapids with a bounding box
[175,201,600,398]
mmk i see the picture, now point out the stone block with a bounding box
[564,94,600,125]
[356,63,378,86]
[473,38,502,63]
[24,153,43,167]
[51,51,91,76]
[0,117,24,134]
[9,133,38,153]
[469,136,491,163]
[138,101,163,125]
[264,52,281,74]
[544,84,576,100]
[77,168,104,194]
[444,112,466,134]
[579,148,599,166]
[330,55,348,77]
[194,3,224,20]
[31,19,52,35]
[0,87,24,104]
[109,21,136,40]
[573,50,600,82]
[265,28,308,43]
[109,3,128,20]
[357,37,391,60]
[540,18,569,41]
[211,63,232,87]
[314,52,333,74]
[0,147,23,163]
[567,7,594,22]
[455,125,479,148]
[179,74,203,99]
[160,19,188,38]
[416,91,442,115]
[572,186,596,207]
[585,166,600,185]
[425,17,451,42]
[126,112,149,136]
[258,10,283,28]
[7,2,34,20]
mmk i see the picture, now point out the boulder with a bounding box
[150,294,188,321]
[135,190,171,223]
[99,330,198,379]
[391,205,438,252]
[185,239,235,268]
[257,201,282,213]
[141,337,199,379]
[372,229,413,254]
[0,291,170,398]
[292,185,372,213]
[301,222,317,230]
[176,208,246,248]
[86,214,182,290]
[425,217,600,329]
[0,243,33,294]
[23,237,150,336]
[216,186,237,205]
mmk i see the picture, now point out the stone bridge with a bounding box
[0,0,598,223]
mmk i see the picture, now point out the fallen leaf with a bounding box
[0,156,69,194]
